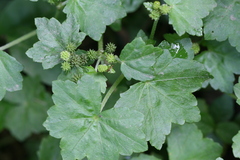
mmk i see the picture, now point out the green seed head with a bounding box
[66,43,77,52]
[105,43,117,54]
[61,62,71,71]
[70,54,89,67]
[60,51,71,61]
[87,49,98,61]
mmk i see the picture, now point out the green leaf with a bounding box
[0,50,23,100]
[122,0,145,13]
[197,40,240,93]
[164,33,194,60]
[63,0,126,41]
[234,78,240,105]
[195,99,214,136]
[209,94,234,122]
[9,36,61,85]
[164,0,216,36]
[131,154,161,160]
[158,40,189,59]
[167,124,222,160]
[44,75,147,160]
[116,38,210,149]
[26,15,86,69]
[4,77,52,141]
[0,100,13,131]
[38,136,62,160]
[232,131,240,158]
[204,0,240,52]
[215,122,239,144]
[120,38,162,81]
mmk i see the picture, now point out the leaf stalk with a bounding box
[100,74,125,112]
[149,19,159,40]
[0,30,37,51]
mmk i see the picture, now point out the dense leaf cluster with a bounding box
[1,0,240,160]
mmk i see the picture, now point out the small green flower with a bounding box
[192,43,200,55]
[61,62,71,71]
[150,10,161,20]
[60,51,71,61]
[153,1,161,10]
[105,43,117,54]
[97,64,109,72]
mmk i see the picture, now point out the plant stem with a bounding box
[149,19,159,40]
[95,36,104,71]
[95,58,101,71]
[100,74,125,112]
[98,36,104,53]
[0,30,37,51]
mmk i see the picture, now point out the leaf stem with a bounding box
[98,36,104,53]
[149,19,159,40]
[100,74,125,112]
[0,30,37,51]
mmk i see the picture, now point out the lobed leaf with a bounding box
[232,131,240,158]
[38,136,62,160]
[116,38,211,149]
[197,40,240,93]
[4,77,52,141]
[234,78,240,105]
[0,50,23,100]
[167,124,222,160]
[63,0,126,41]
[26,15,86,69]
[131,154,161,160]
[164,0,216,36]
[44,74,147,160]
[204,0,240,52]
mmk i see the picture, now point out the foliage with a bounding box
[0,0,240,160]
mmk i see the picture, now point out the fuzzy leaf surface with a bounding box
[4,77,52,141]
[197,40,240,93]
[63,0,126,41]
[116,38,211,149]
[0,50,23,100]
[204,0,240,52]
[167,124,222,160]
[232,131,240,158]
[164,0,216,36]
[26,15,86,69]
[44,75,147,160]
